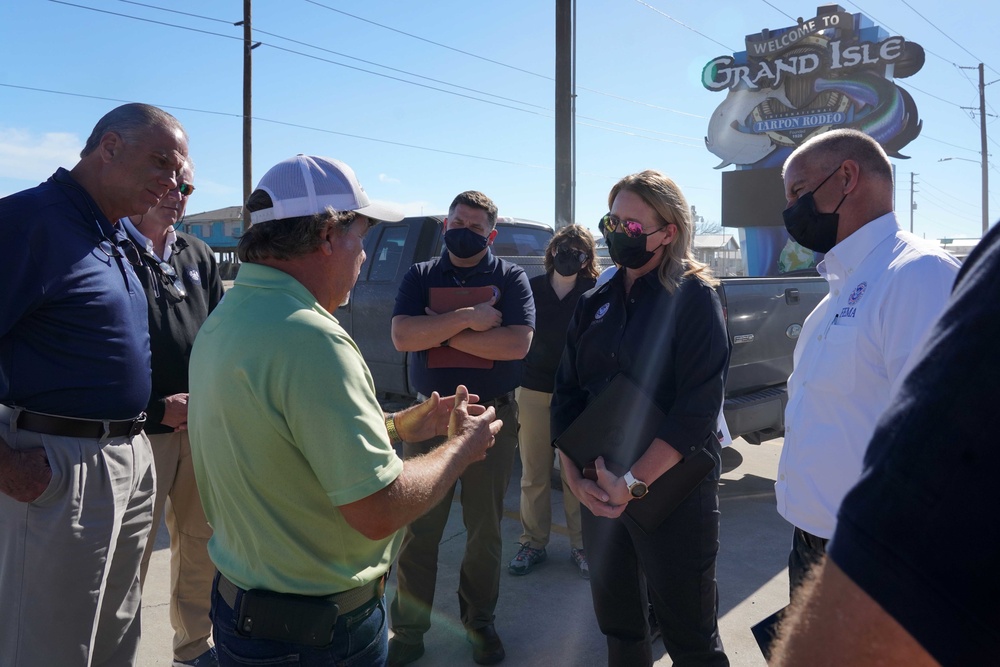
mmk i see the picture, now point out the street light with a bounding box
[938,157,989,236]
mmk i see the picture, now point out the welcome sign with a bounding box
[702,4,925,170]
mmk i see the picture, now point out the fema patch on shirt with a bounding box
[186,267,202,285]
[594,303,610,320]
[491,285,501,302]
[847,282,867,305]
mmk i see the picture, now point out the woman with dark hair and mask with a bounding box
[509,225,599,580]
[551,171,731,666]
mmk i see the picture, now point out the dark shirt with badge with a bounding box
[0,168,151,420]
[551,269,729,471]
[392,249,535,402]
[828,221,1000,667]
[125,228,224,434]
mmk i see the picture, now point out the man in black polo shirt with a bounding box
[0,103,188,667]
[388,191,535,666]
[122,161,223,667]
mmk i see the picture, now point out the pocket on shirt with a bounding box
[809,324,858,395]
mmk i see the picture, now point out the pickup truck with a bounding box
[339,215,827,444]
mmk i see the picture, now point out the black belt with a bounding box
[216,573,386,617]
[482,391,515,408]
[0,405,146,439]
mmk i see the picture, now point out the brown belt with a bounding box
[216,573,386,617]
[1,405,146,439]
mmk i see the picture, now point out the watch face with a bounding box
[629,482,648,498]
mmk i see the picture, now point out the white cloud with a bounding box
[0,127,83,183]
[378,173,401,185]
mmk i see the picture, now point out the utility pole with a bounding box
[910,172,918,234]
[961,63,990,236]
[242,0,253,222]
[979,63,989,236]
[554,0,575,230]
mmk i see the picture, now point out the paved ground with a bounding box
[137,436,790,666]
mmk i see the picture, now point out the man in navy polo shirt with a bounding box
[0,103,189,667]
[388,191,535,666]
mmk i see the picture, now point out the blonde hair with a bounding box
[608,170,718,292]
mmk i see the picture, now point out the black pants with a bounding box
[581,479,729,667]
[787,527,829,597]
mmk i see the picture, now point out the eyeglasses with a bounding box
[152,259,188,302]
[99,236,143,267]
[555,244,589,263]
[601,213,664,239]
[177,182,195,197]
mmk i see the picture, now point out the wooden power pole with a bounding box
[554,0,575,230]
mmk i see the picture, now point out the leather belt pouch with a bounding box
[237,589,340,647]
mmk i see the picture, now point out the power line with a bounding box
[757,0,795,22]
[631,0,735,52]
[841,0,972,70]
[896,0,1000,78]
[919,133,981,153]
[0,82,552,170]
[897,80,965,109]
[96,1,707,140]
[301,0,706,119]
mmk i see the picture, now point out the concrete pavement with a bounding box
[137,436,790,666]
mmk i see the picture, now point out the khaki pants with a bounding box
[515,387,583,550]
[0,421,154,667]
[139,431,215,662]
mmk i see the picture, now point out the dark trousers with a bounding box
[390,399,519,640]
[582,479,729,667]
[787,527,829,597]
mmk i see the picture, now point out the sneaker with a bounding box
[173,647,219,667]
[508,543,547,575]
[570,547,589,579]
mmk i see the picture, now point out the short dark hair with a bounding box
[80,103,186,158]
[449,191,498,229]
[238,189,354,262]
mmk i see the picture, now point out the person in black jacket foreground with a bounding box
[772,222,1000,666]
[122,162,224,667]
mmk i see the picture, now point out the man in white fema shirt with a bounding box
[776,129,960,596]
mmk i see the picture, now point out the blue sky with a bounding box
[2,0,997,242]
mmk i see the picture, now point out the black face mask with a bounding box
[444,227,490,259]
[782,164,848,254]
[553,250,585,277]
[607,231,657,269]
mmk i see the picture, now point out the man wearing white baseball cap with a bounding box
[187,155,503,665]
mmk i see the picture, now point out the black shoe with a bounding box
[467,624,505,665]
[387,637,425,667]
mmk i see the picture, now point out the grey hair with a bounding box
[80,103,187,158]
[238,188,355,262]
[784,128,893,186]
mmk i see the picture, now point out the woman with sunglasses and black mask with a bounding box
[510,225,600,581]
[551,171,731,666]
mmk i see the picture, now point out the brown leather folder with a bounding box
[554,373,716,533]
[426,287,495,369]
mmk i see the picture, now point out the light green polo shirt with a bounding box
[189,263,404,595]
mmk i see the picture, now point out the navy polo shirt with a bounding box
[550,270,729,467]
[393,250,535,401]
[0,169,151,419]
[828,221,1000,666]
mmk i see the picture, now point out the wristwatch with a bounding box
[385,413,402,444]
[623,470,649,499]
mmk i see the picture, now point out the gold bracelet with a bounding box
[385,413,402,444]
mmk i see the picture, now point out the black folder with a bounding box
[553,373,716,533]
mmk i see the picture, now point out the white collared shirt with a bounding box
[121,217,177,262]
[776,212,960,538]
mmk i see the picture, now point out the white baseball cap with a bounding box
[249,155,404,225]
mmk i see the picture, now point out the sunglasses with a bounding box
[153,260,188,301]
[99,235,143,268]
[555,244,589,263]
[601,213,664,239]
[177,182,195,197]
